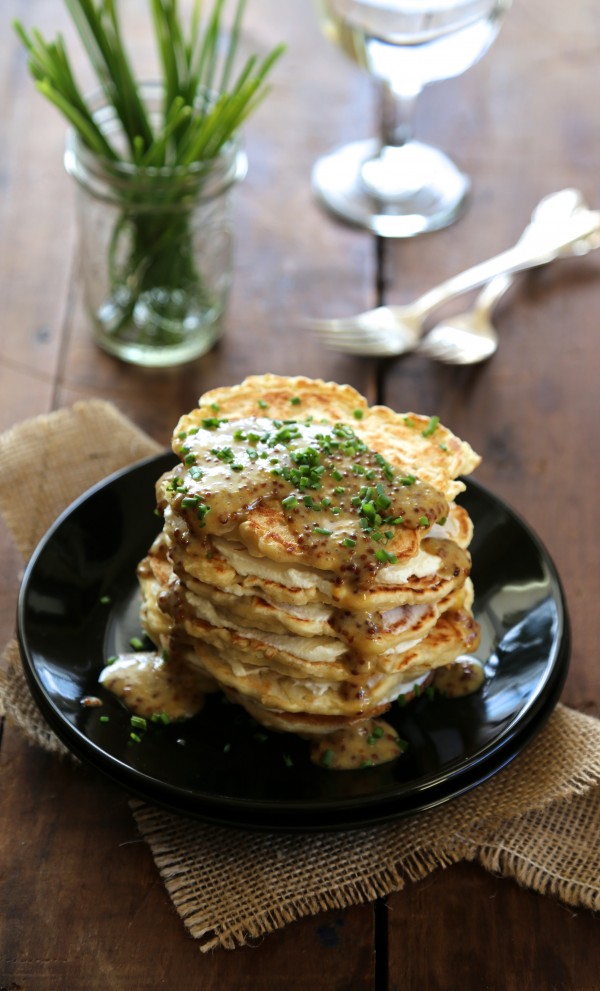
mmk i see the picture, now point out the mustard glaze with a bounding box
[99,652,205,719]
[433,658,485,698]
[158,417,448,586]
[310,718,406,770]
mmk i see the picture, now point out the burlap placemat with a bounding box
[1,401,599,952]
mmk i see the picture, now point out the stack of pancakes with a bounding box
[138,375,481,736]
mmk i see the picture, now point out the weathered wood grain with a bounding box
[1,0,599,986]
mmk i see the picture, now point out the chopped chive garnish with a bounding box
[131,715,147,730]
[151,711,171,724]
[290,396,301,405]
[321,749,334,767]
[422,415,439,437]
[258,399,268,409]
[201,417,225,429]
[352,409,364,420]
[419,515,429,527]
[400,474,416,486]
[99,715,110,723]
[129,636,144,650]
[342,537,356,548]
[282,494,298,510]
[99,595,111,605]
[314,526,333,536]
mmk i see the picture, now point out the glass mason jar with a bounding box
[64,84,247,367]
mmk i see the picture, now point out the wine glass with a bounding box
[312,0,512,237]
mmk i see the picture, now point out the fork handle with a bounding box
[407,209,600,319]
[473,272,514,314]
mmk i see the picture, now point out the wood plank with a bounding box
[0,2,380,988]
[386,863,599,991]
[0,722,375,990]
[378,0,600,983]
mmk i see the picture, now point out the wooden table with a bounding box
[1,0,598,986]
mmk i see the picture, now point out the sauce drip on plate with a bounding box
[99,652,205,720]
[433,658,485,697]
[310,718,407,770]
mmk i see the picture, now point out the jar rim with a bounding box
[64,80,247,202]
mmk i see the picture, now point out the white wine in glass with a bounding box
[312,0,512,236]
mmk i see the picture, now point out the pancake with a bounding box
[104,375,482,752]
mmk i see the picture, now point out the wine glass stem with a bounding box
[379,81,420,148]
[359,82,424,200]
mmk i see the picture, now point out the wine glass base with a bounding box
[311,138,470,238]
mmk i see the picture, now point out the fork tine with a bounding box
[303,317,359,334]
[314,332,402,356]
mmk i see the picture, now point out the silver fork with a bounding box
[416,273,512,364]
[307,198,600,357]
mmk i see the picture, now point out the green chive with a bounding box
[282,494,298,510]
[422,415,440,437]
[353,409,364,420]
[129,636,144,650]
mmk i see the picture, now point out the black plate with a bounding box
[17,454,570,830]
